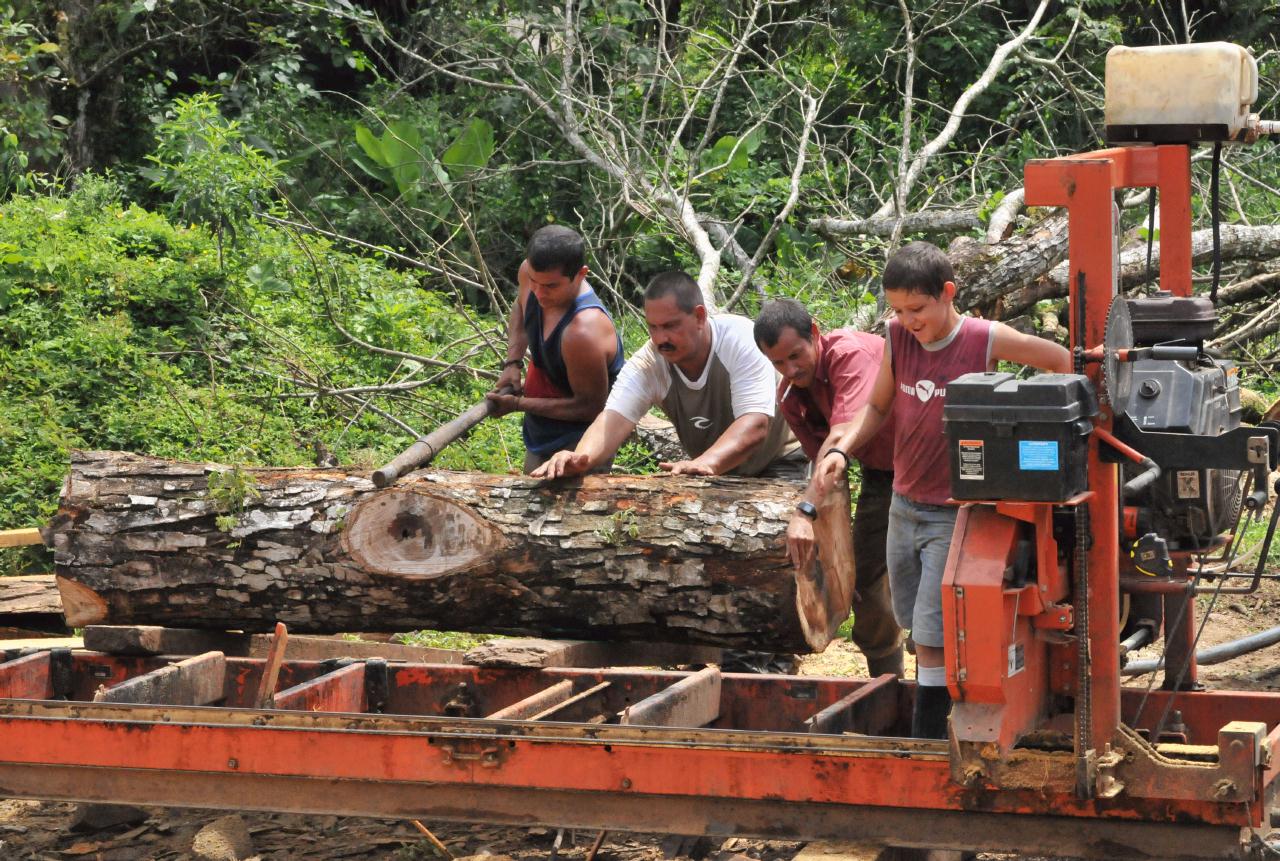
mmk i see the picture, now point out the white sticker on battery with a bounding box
[1176,470,1200,499]
[958,439,984,480]
[1007,642,1025,678]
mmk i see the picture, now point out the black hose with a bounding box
[1122,624,1280,675]
[1122,458,1162,496]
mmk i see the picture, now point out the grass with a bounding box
[392,629,504,650]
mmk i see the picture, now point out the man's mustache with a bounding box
[657,344,676,352]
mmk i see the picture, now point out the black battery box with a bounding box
[943,372,1098,502]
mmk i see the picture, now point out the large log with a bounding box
[45,451,855,652]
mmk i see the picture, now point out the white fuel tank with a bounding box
[1105,42,1258,144]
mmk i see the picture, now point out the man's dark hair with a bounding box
[754,299,813,348]
[526,225,585,277]
[644,271,703,314]
[882,240,955,299]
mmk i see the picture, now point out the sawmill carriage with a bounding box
[6,41,1280,860]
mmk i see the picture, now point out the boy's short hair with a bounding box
[644,271,703,313]
[754,299,813,348]
[526,225,585,277]
[883,241,955,298]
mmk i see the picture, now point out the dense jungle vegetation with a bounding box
[2,1,1280,573]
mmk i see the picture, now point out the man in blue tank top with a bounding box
[490,226,624,473]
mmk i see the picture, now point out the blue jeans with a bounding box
[886,493,958,649]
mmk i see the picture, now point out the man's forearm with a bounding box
[693,415,768,474]
[573,410,635,469]
[520,394,606,424]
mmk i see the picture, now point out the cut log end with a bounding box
[55,576,108,627]
[793,479,856,652]
[342,487,506,578]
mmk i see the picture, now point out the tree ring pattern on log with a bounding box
[342,488,505,579]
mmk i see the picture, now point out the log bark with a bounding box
[45,451,855,653]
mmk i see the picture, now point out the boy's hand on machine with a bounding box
[787,513,817,572]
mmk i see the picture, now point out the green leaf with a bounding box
[702,135,750,174]
[353,123,385,165]
[441,118,495,176]
[34,42,60,54]
[380,120,424,194]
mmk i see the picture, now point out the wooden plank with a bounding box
[619,666,721,728]
[485,679,575,720]
[0,528,43,548]
[0,636,82,650]
[249,634,462,664]
[92,651,226,706]
[528,681,611,721]
[84,626,243,656]
[803,674,899,736]
[255,623,289,708]
[0,574,62,615]
[82,625,462,663]
[464,638,723,669]
[0,651,53,699]
[272,663,366,713]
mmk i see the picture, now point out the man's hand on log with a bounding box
[532,450,591,479]
[486,391,522,416]
[786,512,817,572]
[659,459,715,476]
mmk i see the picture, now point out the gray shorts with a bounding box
[886,493,958,649]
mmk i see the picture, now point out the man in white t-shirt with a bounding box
[532,271,799,480]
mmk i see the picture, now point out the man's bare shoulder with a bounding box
[561,308,618,356]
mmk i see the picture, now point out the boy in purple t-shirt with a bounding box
[811,242,1070,739]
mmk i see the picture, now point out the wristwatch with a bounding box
[795,500,818,521]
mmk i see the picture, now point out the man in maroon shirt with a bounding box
[754,299,903,678]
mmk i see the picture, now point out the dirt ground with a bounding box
[2,579,1279,861]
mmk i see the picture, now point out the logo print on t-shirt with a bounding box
[915,380,937,402]
[691,416,713,429]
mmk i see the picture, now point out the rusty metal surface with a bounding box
[0,696,1267,830]
[0,761,1258,860]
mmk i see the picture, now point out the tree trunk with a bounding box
[45,451,855,653]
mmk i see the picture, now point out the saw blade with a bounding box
[1103,295,1134,406]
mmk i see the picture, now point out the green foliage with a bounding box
[145,94,281,250]
[441,118,496,177]
[0,176,521,544]
[352,119,430,196]
[207,464,263,533]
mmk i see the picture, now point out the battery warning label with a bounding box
[1176,470,1201,499]
[958,440,984,480]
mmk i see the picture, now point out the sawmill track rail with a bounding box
[1,644,1278,859]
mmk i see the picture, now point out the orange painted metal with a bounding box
[272,662,366,712]
[0,651,53,699]
[943,506,1049,751]
[0,694,1266,828]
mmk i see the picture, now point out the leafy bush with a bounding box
[0,176,520,573]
